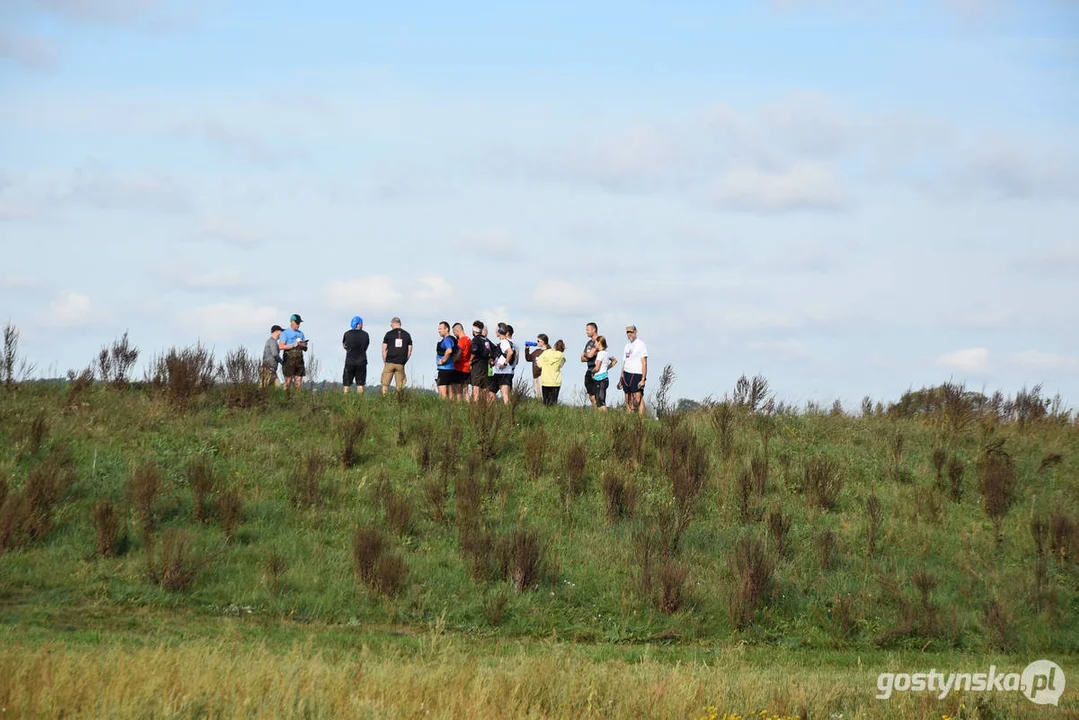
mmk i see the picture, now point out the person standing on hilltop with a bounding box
[618,324,648,415]
[492,322,517,405]
[469,320,495,403]
[278,314,308,389]
[435,321,457,400]
[591,335,617,411]
[581,322,600,408]
[536,336,566,406]
[342,316,370,394]
[261,324,283,388]
[380,316,413,394]
[451,322,472,401]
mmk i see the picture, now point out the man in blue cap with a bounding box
[278,313,308,389]
[342,315,370,394]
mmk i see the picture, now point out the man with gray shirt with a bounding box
[262,324,283,388]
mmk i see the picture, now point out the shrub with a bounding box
[983,598,1015,651]
[1050,514,1076,563]
[653,363,677,419]
[730,535,774,630]
[481,588,510,626]
[658,558,688,614]
[130,462,162,535]
[828,593,859,640]
[601,469,638,522]
[219,346,263,408]
[25,456,74,541]
[187,457,216,524]
[264,549,287,593]
[384,488,414,536]
[816,529,838,571]
[22,410,49,458]
[804,456,843,510]
[0,492,30,552]
[93,500,126,557]
[469,396,504,459]
[711,402,736,460]
[63,366,95,411]
[509,528,548,592]
[148,344,217,410]
[750,454,768,497]
[612,419,648,465]
[157,529,200,591]
[218,488,243,542]
[978,441,1017,549]
[287,452,326,509]
[766,506,792,559]
[372,553,408,596]
[96,332,139,388]
[339,415,367,469]
[947,456,964,502]
[561,442,588,499]
[351,527,387,585]
[423,475,448,525]
[351,526,407,596]
[737,468,756,523]
[931,448,946,489]
[2,322,34,389]
[523,429,547,480]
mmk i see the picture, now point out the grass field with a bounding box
[0,369,1076,718]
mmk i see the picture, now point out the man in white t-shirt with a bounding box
[492,322,517,405]
[618,324,648,415]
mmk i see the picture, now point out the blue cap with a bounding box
[350,316,363,329]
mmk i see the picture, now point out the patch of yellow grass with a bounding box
[1,636,1068,719]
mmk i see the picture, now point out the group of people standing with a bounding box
[261,315,649,413]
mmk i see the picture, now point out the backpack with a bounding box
[436,337,460,366]
[450,337,462,365]
[473,336,492,361]
[505,341,517,368]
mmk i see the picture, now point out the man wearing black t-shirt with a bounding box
[581,322,599,407]
[380,316,413,394]
[342,316,370,394]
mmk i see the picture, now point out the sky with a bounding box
[1,0,1077,408]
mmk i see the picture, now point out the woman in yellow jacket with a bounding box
[536,336,567,407]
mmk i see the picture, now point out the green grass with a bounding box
[0,382,1077,716]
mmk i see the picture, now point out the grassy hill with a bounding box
[0,374,1076,718]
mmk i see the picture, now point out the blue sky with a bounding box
[1,0,1077,407]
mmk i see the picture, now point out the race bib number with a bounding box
[395,339,403,348]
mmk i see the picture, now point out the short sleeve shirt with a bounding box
[382,329,412,364]
[494,338,514,375]
[623,338,648,375]
[280,328,306,349]
[437,336,455,370]
[454,335,472,373]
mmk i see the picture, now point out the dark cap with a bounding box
[271,324,283,333]
[290,313,303,323]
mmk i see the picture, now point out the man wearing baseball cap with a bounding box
[619,324,648,415]
[261,325,284,388]
[278,313,308,389]
[342,316,370,394]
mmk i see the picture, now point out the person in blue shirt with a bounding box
[435,321,457,400]
[278,313,309,389]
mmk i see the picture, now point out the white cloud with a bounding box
[936,347,990,372]
[462,228,521,256]
[414,274,456,304]
[197,214,263,248]
[0,30,57,70]
[1010,350,1078,370]
[712,162,847,212]
[176,119,307,166]
[530,281,596,317]
[67,163,190,213]
[177,301,279,340]
[165,264,251,291]
[963,141,1079,200]
[45,290,92,326]
[324,275,402,313]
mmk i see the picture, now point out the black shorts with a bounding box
[283,350,305,378]
[494,373,514,388]
[437,369,456,386]
[594,377,610,407]
[584,370,597,396]
[453,369,470,385]
[343,363,367,386]
[622,372,643,394]
[470,365,491,390]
